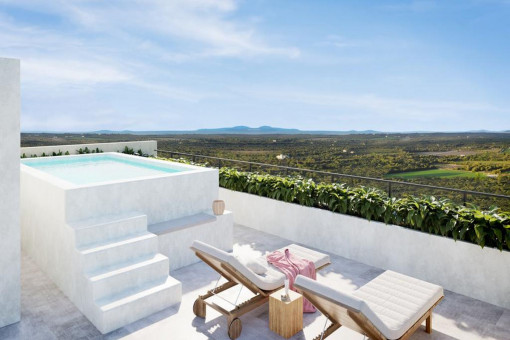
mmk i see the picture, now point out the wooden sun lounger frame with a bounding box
[295,282,444,340]
[191,247,330,340]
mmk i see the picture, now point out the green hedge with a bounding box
[219,168,510,251]
[157,157,509,251]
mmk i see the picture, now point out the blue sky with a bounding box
[1,0,509,132]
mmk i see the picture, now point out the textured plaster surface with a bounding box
[156,211,234,271]
[219,189,510,310]
[0,225,508,339]
[0,57,20,327]
[20,156,222,333]
[62,158,218,224]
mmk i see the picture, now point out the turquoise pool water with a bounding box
[21,154,184,185]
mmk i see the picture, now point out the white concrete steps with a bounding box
[95,276,182,334]
[70,212,182,334]
[72,212,147,248]
[88,254,170,301]
[151,211,233,270]
[80,232,158,273]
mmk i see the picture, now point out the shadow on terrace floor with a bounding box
[0,224,508,339]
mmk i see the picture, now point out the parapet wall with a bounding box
[219,188,510,310]
[21,140,157,158]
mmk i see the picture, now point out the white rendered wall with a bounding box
[21,140,157,158]
[156,212,234,270]
[20,157,221,332]
[219,188,510,309]
[64,164,219,224]
[20,169,74,300]
[21,155,220,280]
[0,57,20,327]
[20,170,179,333]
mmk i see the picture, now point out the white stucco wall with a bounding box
[155,211,234,270]
[21,140,157,158]
[20,169,179,333]
[20,155,221,332]
[21,153,219,224]
[62,156,219,224]
[0,57,20,327]
[20,168,73,299]
[219,188,510,309]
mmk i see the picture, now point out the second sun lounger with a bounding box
[294,271,444,340]
[190,240,330,339]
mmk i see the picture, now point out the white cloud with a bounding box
[0,0,299,104]
[240,88,509,122]
[320,35,420,50]
[0,0,298,59]
[22,59,131,85]
[130,80,220,102]
[0,8,223,100]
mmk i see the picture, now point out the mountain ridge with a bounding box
[23,126,510,135]
[90,126,397,135]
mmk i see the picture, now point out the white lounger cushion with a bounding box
[294,275,366,311]
[191,241,284,291]
[274,244,331,270]
[240,257,268,275]
[295,271,443,340]
[352,270,443,339]
[191,240,231,263]
[191,241,330,291]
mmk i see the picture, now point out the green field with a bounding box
[386,169,483,179]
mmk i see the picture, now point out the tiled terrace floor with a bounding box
[1,224,509,340]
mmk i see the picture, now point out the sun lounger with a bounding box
[190,240,331,339]
[294,271,444,340]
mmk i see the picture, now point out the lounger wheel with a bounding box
[228,318,242,340]
[193,298,206,318]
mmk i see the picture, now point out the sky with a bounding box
[1,0,509,132]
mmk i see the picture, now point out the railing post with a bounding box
[463,192,467,206]
[192,155,195,163]
[218,159,221,168]
[170,152,173,158]
[286,167,289,176]
[388,182,392,198]
[331,175,335,184]
[249,163,252,172]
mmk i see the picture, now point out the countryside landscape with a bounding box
[21,130,510,211]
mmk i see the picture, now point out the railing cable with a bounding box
[155,149,510,201]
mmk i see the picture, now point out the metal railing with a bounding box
[156,149,510,205]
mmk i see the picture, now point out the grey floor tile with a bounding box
[0,225,508,340]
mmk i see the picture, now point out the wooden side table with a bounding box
[269,288,303,338]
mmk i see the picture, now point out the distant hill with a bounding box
[25,126,509,135]
[195,125,301,134]
[90,126,383,135]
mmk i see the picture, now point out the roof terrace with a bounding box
[1,225,508,340]
[0,138,506,339]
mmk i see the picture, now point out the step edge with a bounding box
[96,277,181,311]
[68,213,147,230]
[88,254,168,281]
[79,232,156,254]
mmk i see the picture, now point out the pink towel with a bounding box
[266,249,316,313]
